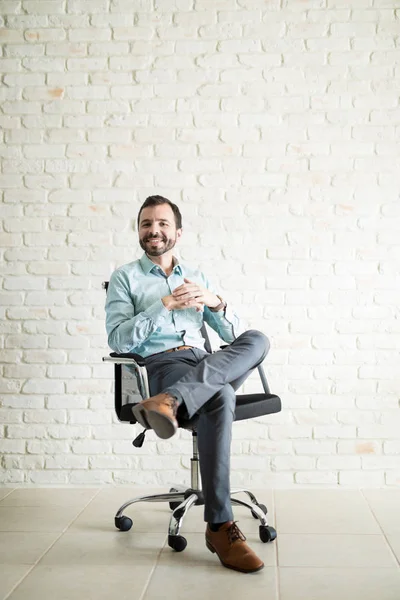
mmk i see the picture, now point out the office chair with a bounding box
[102,281,281,552]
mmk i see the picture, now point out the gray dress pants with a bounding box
[144,330,270,524]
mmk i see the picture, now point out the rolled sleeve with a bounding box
[143,299,170,326]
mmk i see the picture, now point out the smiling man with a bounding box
[105,194,270,573]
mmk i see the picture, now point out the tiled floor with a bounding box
[1,487,399,600]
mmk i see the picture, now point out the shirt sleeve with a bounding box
[199,272,245,343]
[105,269,170,354]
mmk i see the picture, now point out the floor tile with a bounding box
[0,565,33,600]
[363,490,400,535]
[0,506,84,533]
[275,489,380,534]
[6,565,153,600]
[387,535,400,565]
[0,488,99,508]
[145,567,278,600]
[279,567,400,600]
[0,532,60,564]
[0,488,14,502]
[145,554,277,600]
[277,534,398,568]
[39,530,166,566]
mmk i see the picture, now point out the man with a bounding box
[105,195,270,573]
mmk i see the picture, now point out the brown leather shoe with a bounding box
[131,393,179,439]
[206,521,264,573]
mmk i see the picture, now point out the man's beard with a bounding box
[139,234,177,257]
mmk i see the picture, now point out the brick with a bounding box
[1,440,26,454]
[4,364,46,379]
[318,456,362,470]
[25,28,66,42]
[72,440,112,454]
[0,410,23,424]
[272,456,316,471]
[22,350,66,365]
[47,365,92,379]
[339,471,384,486]
[362,456,400,470]
[45,42,86,57]
[67,0,109,13]
[294,441,337,455]
[22,379,64,394]
[314,426,357,439]
[70,471,113,484]
[67,57,107,71]
[5,43,45,58]
[295,471,339,485]
[0,58,22,72]
[23,409,66,424]
[47,395,88,409]
[385,472,400,486]
[23,57,65,71]
[27,471,69,484]
[69,28,111,41]
[27,440,69,454]
[45,455,88,469]
[384,442,400,455]
[0,471,25,484]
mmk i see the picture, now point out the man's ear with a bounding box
[176,228,183,241]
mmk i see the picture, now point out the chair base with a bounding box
[114,486,277,549]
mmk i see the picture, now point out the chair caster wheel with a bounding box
[251,503,267,519]
[259,525,277,543]
[169,487,181,511]
[115,516,133,531]
[168,534,187,552]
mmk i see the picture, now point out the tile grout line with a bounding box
[1,488,103,600]
[272,489,281,600]
[0,489,16,503]
[360,489,400,569]
[137,535,168,600]
[2,565,38,600]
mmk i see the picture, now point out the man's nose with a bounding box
[148,224,160,236]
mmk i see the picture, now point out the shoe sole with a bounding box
[205,539,264,574]
[131,404,177,440]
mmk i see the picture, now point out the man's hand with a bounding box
[170,278,220,310]
[162,292,204,313]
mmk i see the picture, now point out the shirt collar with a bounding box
[139,253,182,276]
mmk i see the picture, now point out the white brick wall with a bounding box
[1,0,399,488]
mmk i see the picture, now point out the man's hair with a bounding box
[137,195,183,229]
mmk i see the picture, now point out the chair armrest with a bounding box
[257,364,270,395]
[103,353,150,415]
[109,351,146,366]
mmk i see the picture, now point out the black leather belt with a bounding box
[164,345,194,353]
[147,346,194,359]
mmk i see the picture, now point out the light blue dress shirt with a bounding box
[105,253,243,357]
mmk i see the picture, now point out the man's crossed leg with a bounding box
[131,330,269,573]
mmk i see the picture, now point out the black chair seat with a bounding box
[118,392,281,426]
